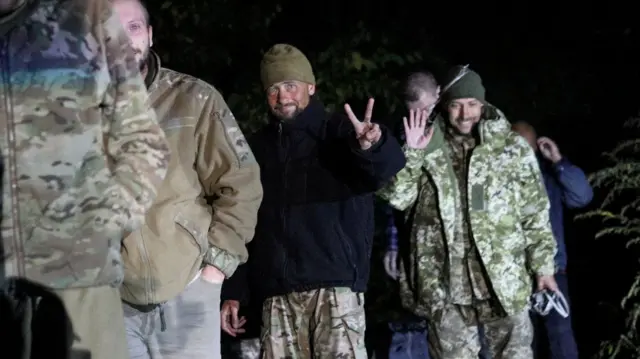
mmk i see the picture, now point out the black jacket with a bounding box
[222,98,405,303]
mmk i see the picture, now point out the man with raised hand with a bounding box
[379,65,557,359]
[221,44,405,359]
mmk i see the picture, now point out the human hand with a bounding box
[201,265,225,284]
[403,109,434,149]
[221,300,247,337]
[383,250,399,279]
[536,275,559,292]
[344,98,381,150]
[537,137,562,164]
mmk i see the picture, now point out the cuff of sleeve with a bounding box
[403,146,425,169]
[533,262,556,277]
[203,247,241,277]
[552,157,569,171]
[350,128,386,155]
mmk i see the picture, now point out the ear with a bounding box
[148,25,153,47]
[308,84,315,96]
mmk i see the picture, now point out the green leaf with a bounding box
[351,52,363,71]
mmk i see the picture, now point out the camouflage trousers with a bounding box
[225,338,261,359]
[428,305,533,359]
[260,287,367,359]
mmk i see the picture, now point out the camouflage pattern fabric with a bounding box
[260,287,367,359]
[225,338,261,359]
[428,305,533,359]
[377,105,556,320]
[444,128,494,305]
[0,0,170,289]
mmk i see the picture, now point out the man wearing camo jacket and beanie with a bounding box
[220,44,406,358]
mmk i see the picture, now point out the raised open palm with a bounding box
[403,109,434,149]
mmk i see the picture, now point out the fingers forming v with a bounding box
[363,98,375,123]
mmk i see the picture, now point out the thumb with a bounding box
[383,254,391,276]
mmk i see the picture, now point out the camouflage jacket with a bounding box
[378,105,556,318]
[0,0,170,289]
[121,51,263,305]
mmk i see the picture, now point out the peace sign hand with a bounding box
[403,109,434,149]
[344,98,381,150]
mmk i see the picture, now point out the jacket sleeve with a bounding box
[93,4,170,232]
[384,205,399,251]
[552,158,593,209]
[377,146,425,211]
[515,137,557,276]
[221,261,250,304]
[335,116,406,191]
[195,90,263,277]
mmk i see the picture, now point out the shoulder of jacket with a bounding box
[156,67,225,104]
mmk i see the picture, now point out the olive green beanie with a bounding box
[260,44,316,89]
[442,65,485,103]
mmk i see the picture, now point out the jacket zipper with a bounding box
[278,123,289,279]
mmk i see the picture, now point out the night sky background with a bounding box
[148,1,639,357]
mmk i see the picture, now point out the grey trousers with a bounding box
[123,277,222,359]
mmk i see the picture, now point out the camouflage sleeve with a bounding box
[515,136,557,276]
[100,6,170,231]
[196,91,263,278]
[377,145,425,211]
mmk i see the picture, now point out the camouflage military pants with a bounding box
[428,305,533,359]
[260,287,367,359]
[225,338,261,359]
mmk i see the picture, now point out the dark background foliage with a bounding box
[146,1,640,357]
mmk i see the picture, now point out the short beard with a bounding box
[449,116,480,136]
[272,104,303,121]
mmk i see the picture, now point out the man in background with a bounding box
[113,0,263,358]
[513,121,593,359]
[0,0,170,358]
[381,72,439,359]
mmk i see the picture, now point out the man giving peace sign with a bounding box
[220,44,405,359]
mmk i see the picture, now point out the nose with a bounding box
[277,90,289,104]
[461,105,472,118]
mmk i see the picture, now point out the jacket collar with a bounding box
[144,49,161,89]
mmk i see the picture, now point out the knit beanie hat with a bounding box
[260,44,316,89]
[442,65,486,103]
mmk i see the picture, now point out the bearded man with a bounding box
[379,65,558,359]
[113,1,263,358]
